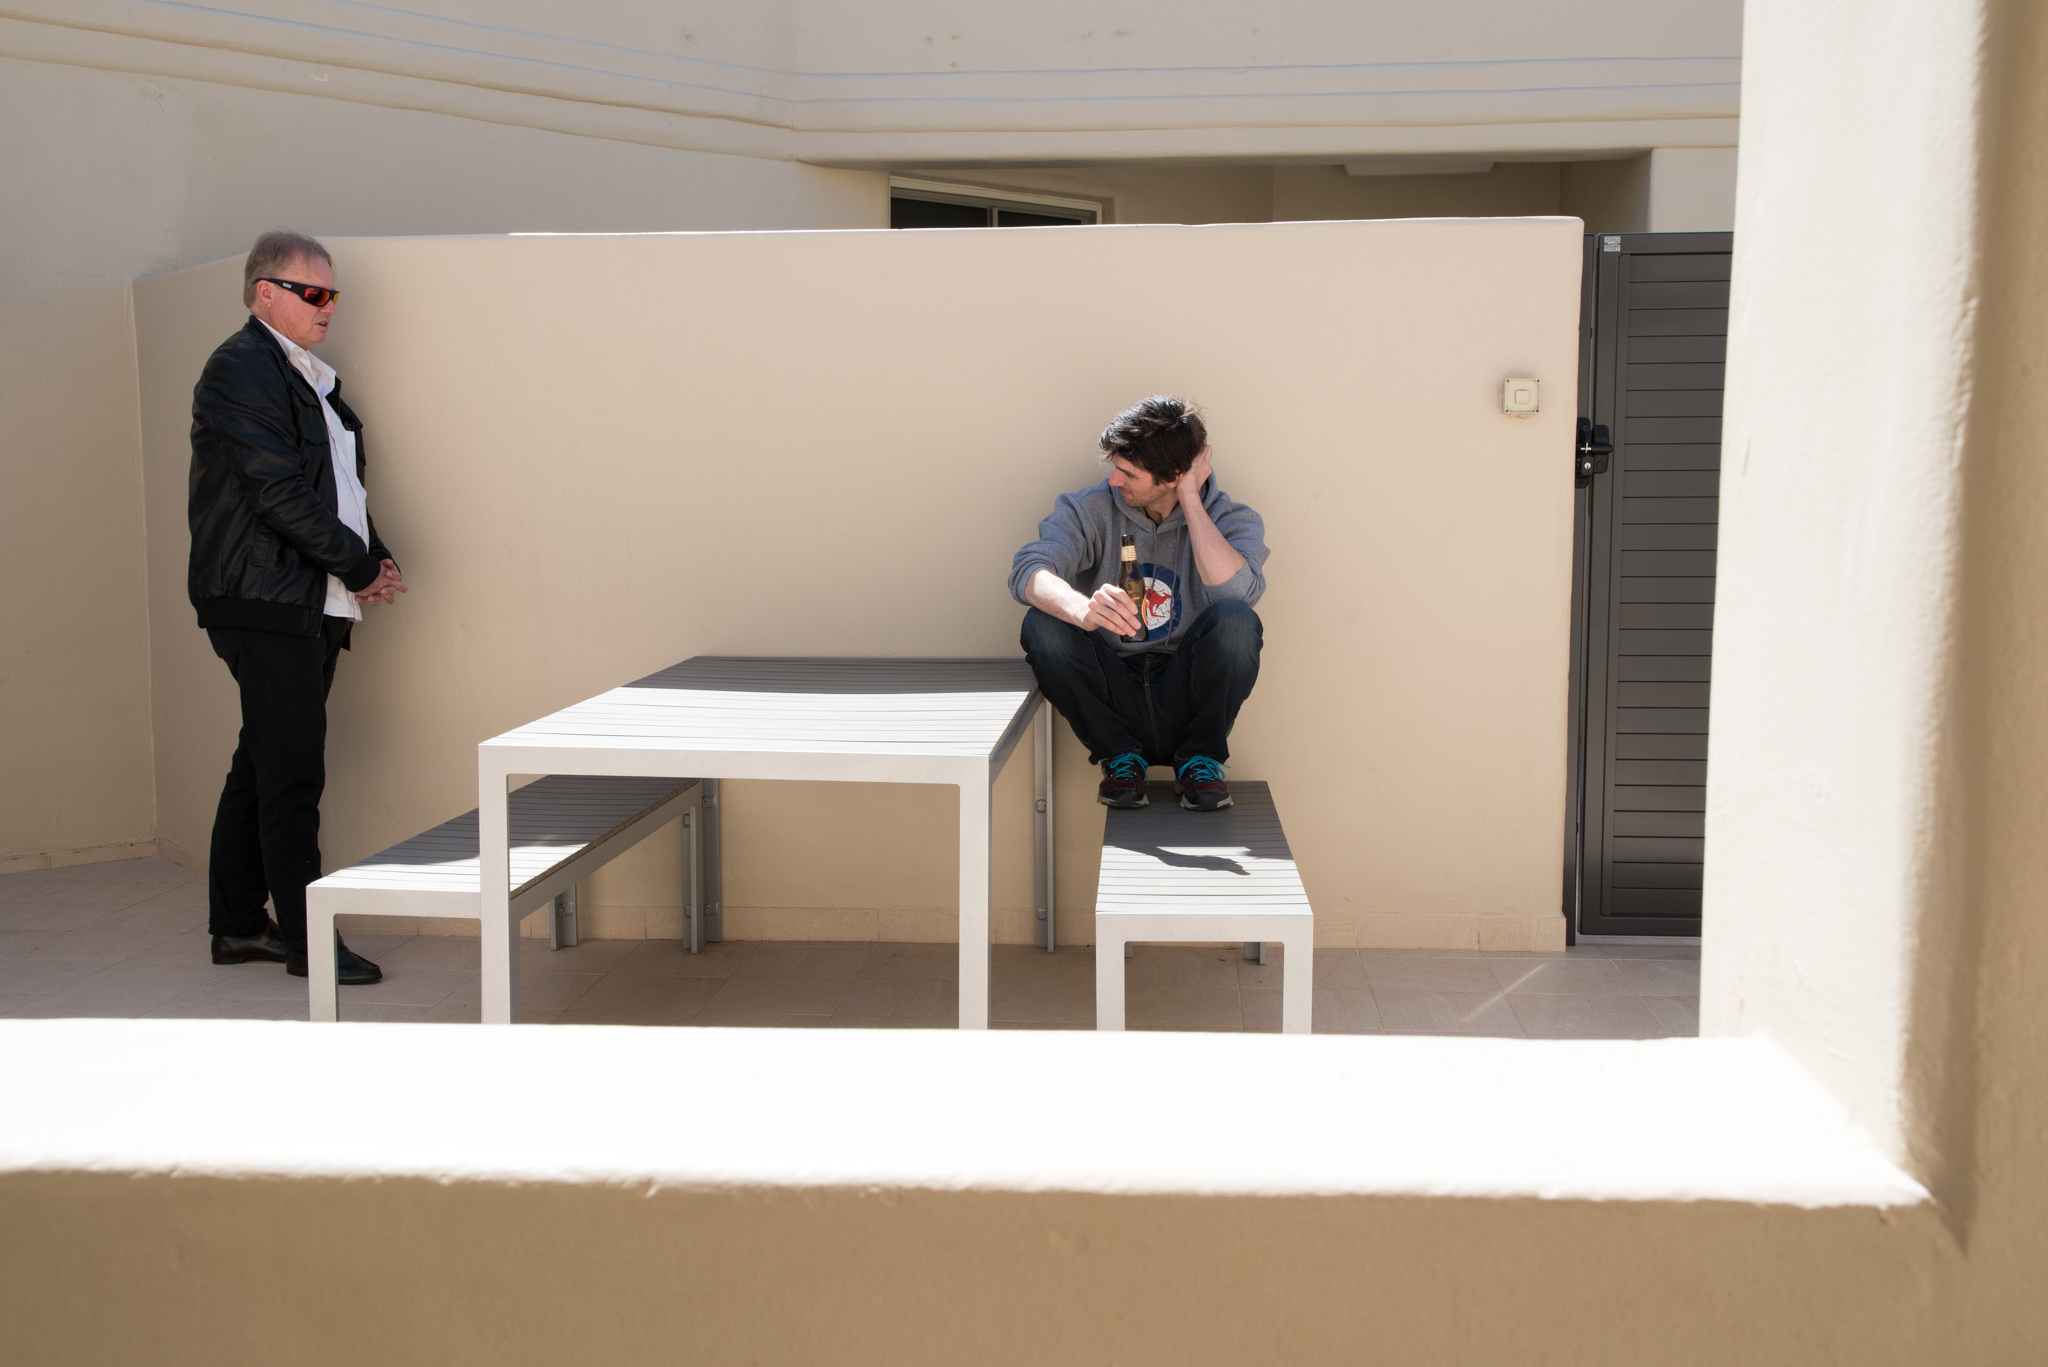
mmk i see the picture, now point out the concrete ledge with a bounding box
[0,1021,1921,1208]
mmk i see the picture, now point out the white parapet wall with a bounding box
[0,1021,1934,1365]
[1,0,1744,873]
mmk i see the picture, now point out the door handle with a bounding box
[1576,417,1613,487]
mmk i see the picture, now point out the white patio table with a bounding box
[478,657,1054,1028]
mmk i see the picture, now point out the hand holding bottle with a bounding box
[1079,581,1143,636]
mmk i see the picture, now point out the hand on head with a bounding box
[1174,445,1214,505]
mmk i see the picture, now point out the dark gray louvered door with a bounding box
[1567,231,1731,938]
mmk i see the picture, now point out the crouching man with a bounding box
[1012,396,1269,811]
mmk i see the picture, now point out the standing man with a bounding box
[189,230,405,986]
[1012,396,1269,811]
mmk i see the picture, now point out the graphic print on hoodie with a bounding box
[1008,475,1270,657]
[1135,562,1182,637]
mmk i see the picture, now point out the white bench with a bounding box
[305,774,704,1022]
[1094,780,1313,1034]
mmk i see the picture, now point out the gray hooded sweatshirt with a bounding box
[1008,476,1270,657]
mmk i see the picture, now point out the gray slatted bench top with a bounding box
[1094,779,1312,1032]
[1096,781,1309,917]
[317,774,690,898]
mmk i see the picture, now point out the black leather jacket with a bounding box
[187,316,394,636]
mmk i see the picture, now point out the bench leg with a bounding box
[306,898,339,1023]
[1243,942,1266,964]
[1280,933,1312,1035]
[1096,932,1127,1031]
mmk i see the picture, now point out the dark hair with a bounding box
[1099,396,1207,484]
[243,230,332,307]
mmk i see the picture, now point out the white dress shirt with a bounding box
[259,320,369,621]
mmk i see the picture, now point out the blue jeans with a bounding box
[1020,600,1262,767]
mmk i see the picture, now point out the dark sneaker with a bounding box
[1097,752,1150,809]
[1175,756,1232,811]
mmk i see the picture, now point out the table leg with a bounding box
[682,800,702,954]
[1033,700,1056,953]
[958,768,992,1029]
[479,765,520,1024]
[701,778,723,943]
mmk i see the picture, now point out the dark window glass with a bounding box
[891,198,991,229]
[994,208,1091,227]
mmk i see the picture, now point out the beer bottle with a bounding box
[1119,533,1149,644]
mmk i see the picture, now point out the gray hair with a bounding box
[242,230,331,307]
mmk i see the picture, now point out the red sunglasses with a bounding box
[261,278,340,308]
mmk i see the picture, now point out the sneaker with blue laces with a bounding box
[1097,752,1150,809]
[1174,756,1232,811]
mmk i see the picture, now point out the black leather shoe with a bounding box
[212,920,288,965]
[286,940,384,985]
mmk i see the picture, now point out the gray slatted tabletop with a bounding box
[477,657,1052,1028]
[491,658,1040,757]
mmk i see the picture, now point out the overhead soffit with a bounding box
[1,0,1740,163]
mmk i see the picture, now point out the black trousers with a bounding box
[206,619,350,954]
[1020,599,1262,768]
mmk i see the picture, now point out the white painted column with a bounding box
[1702,0,1992,1170]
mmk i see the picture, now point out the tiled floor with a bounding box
[0,857,1700,1036]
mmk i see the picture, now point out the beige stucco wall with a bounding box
[134,218,1582,949]
[0,54,883,873]
[0,1167,1963,1367]
[1,0,1741,876]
